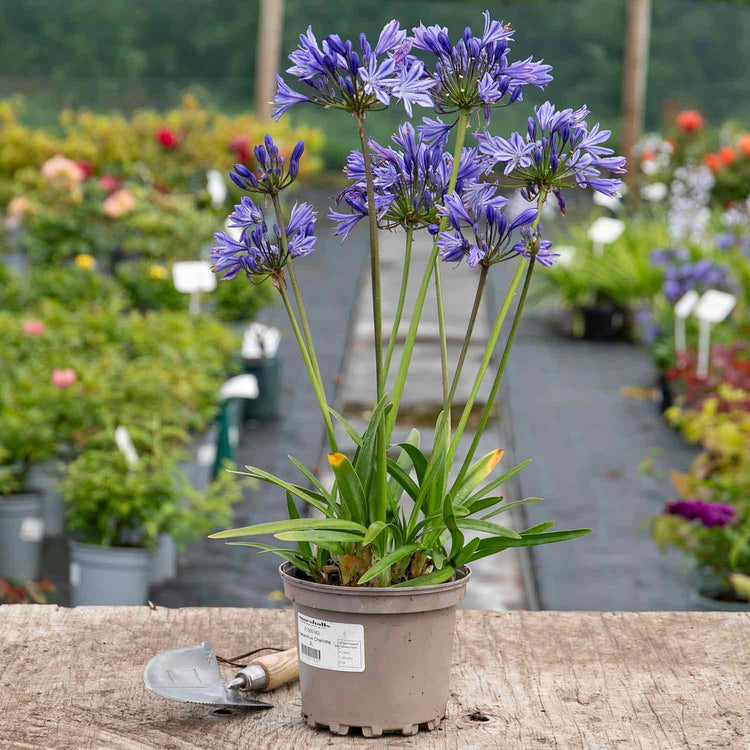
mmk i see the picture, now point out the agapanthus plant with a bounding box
[209,11,607,588]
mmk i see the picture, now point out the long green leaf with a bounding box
[232,467,330,515]
[479,497,542,520]
[357,543,421,584]
[469,528,592,561]
[328,408,363,446]
[362,520,389,546]
[453,537,481,568]
[397,441,427,483]
[523,521,555,534]
[354,394,390,491]
[287,456,331,501]
[457,517,521,539]
[388,429,420,504]
[328,453,368,525]
[209,517,366,539]
[443,493,464,560]
[286,491,312,559]
[465,495,504,514]
[461,458,533,507]
[275,530,364,543]
[225,541,314,576]
[449,449,505,505]
[386,458,419,500]
[391,566,455,588]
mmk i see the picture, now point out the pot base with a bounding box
[305,713,442,737]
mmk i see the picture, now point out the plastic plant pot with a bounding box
[69,540,151,606]
[28,461,66,537]
[242,355,281,420]
[280,562,471,737]
[0,491,44,580]
[150,533,177,585]
[211,398,242,480]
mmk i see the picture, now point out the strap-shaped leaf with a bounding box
[468,528,592,562]
[449,449,505,505]
[430,546,445,570]
[396,441,427,484]
[328,408,363,447]
[208,517,366,539]
[357,543,421,584]
[522,521,555,535]
[226,541,314,576]
[479,497,542,520]
[452,537,481,568]
[461,458,533,507]
[354,394,390,490]
[328,453,368,526]
[388,429,421,503]
[275,530,364,543]
[232,466,330,515]
[457,517,521,539]
[288,455,331,501]
[443,493,464,560]
[362,520,389,546]
[286,491,312,559]
[386,458,419,500]
[391,566,455,588]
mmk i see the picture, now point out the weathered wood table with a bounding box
[1,606,747,749]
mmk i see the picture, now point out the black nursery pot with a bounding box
[574,302,630,341]
[243,355,281,420]
[658,372,674,413]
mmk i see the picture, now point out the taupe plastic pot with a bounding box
[280,562,470,737]
[0,491,44,580]
[69,540,151,605]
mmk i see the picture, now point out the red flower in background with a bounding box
[739,134,750,158]
[156,127,178,149]
[702,152,722,173]
[230,135,251,163]
[676,109,703,133]
[718,146,737,166]
[76,160,93,178]
[99,174,119,193]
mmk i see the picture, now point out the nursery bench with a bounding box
[1,605,747,748]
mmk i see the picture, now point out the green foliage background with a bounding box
[1,0,748,167]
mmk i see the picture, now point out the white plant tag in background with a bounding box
[298,613,365,672]
[19,517,44,542]
[694,290,736,324]
[70,561,81,586]
[172,261,217,294]
[242,322,281,360]
[219,374,259,400]
[588,217,625,246]
[674,290,700,319]
[206,169,227,206]
[115,426,139,467]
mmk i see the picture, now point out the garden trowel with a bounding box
[144,641,298,709]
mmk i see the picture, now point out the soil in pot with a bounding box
[280,562,470,737]
[69,540,151,605]
[0,490,44,580]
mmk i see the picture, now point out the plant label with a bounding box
[19,517,44,542]
[298,613,365,672]
[694,290,736,324]
[70,561,81,586]
[588,216,625,246]
[115,426,139,467]
[242,323,281,360]
[674,290,699,319]
[172,261,217,294]
[220,374,259,400]
[206,169,227,207]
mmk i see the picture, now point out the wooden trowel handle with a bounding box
[249,648,299,691]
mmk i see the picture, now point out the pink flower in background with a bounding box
[103,188,136,219]
[22,319,45,336]
[156,127,178,149]
[40,155,86,184]
[76,161,94,179]
[99,174,119,193]
[51,369,77,389]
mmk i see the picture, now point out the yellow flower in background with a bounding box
[75,253,96,270]
[148,264,168,280]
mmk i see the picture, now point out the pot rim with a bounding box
[279,561,471,596]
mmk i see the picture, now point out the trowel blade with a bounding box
[144,641,272,709]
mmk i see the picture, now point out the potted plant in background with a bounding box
[240,322,282,421]
[0,365,56,580]
[206,12,624,736]
[61,425,242,606]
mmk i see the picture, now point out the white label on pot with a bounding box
[297,613,365,672]
[70,561,81,587]
[19,517,44,542]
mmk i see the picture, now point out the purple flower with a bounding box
[359,56,397,106]
[391,61,435,117]
[477,101,626,207]
[417,117,452,147]
[230,133,304,195]
[272,76,312,121]
[511,223,558,267]
[411,11,552,119]
[666,500,737,528]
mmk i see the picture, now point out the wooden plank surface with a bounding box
[1,606,748,749]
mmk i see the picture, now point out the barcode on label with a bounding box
[301,643,320,660]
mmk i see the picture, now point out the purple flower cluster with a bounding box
[230,134,304,195]
[211,198,317,280]
[273,21,434,119]
[666,499,737,528]
[410,12,552,119]
[650,248,730,303]
[329,122,485,238]
[436,191,541,268]
[477,101,625,205]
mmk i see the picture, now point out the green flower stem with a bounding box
[434,261,450,405]
[387,109,469,436]
[356,114,387,525]
[447,260,525,466]
[276,281,338,453]
[271,193,325,395]
[453,257,536,488]
[383,225,413,380]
